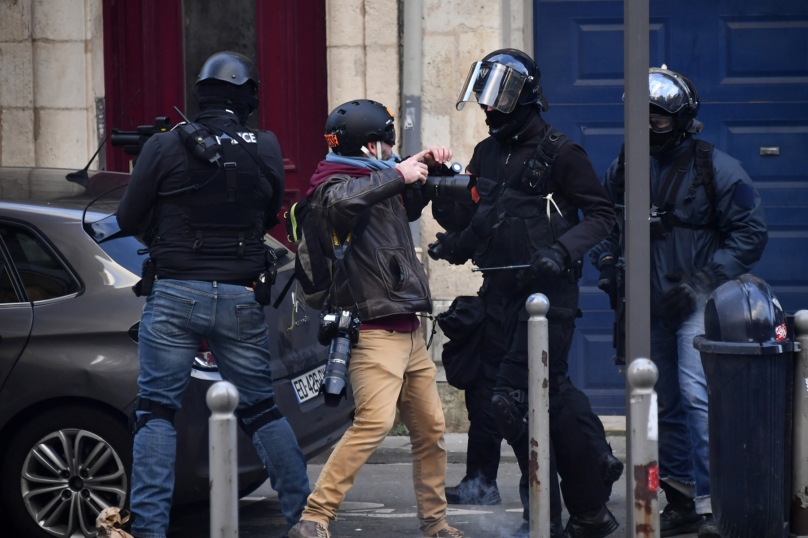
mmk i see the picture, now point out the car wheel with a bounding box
[0,406,133,538]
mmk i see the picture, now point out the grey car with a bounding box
[0,167,353,538]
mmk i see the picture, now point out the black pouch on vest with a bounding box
[132,258,156,297]
[437,295,487,389]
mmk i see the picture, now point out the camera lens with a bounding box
[321,334,352,407]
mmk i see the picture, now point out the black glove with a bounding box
[428,232,471,265]
[597,258,617,310]
[528,243,569,280]
[661,271,715,329]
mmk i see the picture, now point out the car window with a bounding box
[0,257,21,304]
[0,224,80,302]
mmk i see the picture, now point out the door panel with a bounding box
[256,0,328,247]
[0,245,32,388]
[535,0,808,413]
[103,0,185,173]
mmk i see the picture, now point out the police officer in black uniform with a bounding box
[117,52,311,538]
[430,49,620,538]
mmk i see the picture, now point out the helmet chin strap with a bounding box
[360,141,383,160]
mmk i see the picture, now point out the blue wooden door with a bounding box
[534,0,808,413]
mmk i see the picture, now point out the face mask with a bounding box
[484,109,511,129]
[650,130,677,154]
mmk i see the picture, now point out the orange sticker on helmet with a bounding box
[386,107,394,118]
[325,134,339,148]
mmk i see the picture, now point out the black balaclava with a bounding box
[485,104,538,142]
[196,81,257,124]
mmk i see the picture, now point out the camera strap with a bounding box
[323,210,372,315]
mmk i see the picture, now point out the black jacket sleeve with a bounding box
[553,143,617,262]
[117,134,181,237]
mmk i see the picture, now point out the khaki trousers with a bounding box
[302,329,448,535]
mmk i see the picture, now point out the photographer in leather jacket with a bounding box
[288,99,469,538]
[590,67,768,538]
[431,49,620,538]
[117,52,309,538]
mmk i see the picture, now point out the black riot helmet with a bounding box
[324,99,396,156]
[648,66,700,133]
[456,48,548,114]
[196,52,260,115]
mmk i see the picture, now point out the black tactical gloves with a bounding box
[428,231,473,265]
[491,387,527,443]
[597,257,617,309]
[661,270,716,329]
[528,243,569,280]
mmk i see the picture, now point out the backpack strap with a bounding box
[520,127,570,193]
[693,139,716,206]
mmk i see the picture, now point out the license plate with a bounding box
[291,365,326,404]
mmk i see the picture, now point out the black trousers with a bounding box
[495,279,610,518]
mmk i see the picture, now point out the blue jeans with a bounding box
[651,309,711,514]
[130,280,310,538]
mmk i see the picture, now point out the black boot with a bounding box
[697,514,721,538]
[505,519,567,538]
[660,497,703,537]
[565,505,619,538]
[445,475,501,505]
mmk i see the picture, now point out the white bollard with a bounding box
[792,311,808,537]
[526,293,551,538]
[628,358,660,538]
[207,381,240,538]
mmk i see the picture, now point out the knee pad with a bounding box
[129,397,177,435]
[235,397,283,437]
[491,388,527,443]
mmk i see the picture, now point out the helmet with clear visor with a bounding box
[456,49,548,114]
[647,67,700,133]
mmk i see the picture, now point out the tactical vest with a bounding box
[471,127,578,267]
[150,124,270,258]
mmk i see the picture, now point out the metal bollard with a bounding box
[207,381,240,538]
[628,358,660,538]
[526,293,550,538]
[793,310,808,537]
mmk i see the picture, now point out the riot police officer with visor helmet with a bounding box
[591,67,768,538]
[117,51,311,538]
[432,48,621,538]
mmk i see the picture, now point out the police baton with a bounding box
[471,264,530,273]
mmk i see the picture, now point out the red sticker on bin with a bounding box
[776,323,787,341]
[648,467,660,492]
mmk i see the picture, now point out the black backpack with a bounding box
[285,198,370,309]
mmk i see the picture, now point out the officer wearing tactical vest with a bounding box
[429,49,620,538]
[590,67,767,538]
[117,52,311,538]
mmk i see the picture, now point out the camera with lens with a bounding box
[420,162,477,206]
[318,310,362,407]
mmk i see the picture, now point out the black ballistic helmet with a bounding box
[324,99,396,155]
[457,48,548,113]
[197,52,260,111]
[648,66,700,133]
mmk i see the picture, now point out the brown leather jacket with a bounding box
[309,168,432,321]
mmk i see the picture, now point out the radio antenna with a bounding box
[66,90,141,184]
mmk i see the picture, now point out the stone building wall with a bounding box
[324,0,534,431]
[0,0,105,171]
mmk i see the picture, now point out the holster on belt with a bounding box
[132,258,156,297]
